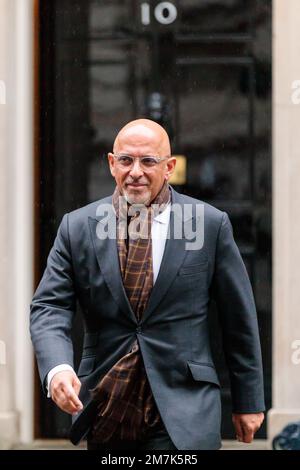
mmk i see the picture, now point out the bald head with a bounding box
[113,119,171,157]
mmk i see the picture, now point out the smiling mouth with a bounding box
[127,183,147,188]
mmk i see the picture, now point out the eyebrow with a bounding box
[116,153,159,157]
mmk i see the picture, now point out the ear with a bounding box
[164,156,177,180]
[107,152,116,177]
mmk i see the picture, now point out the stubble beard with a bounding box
[123,187,152,206]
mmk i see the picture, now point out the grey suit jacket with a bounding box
[30,186,265,450]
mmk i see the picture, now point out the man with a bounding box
[30,119,265,450]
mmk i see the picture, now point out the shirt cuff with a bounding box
[47,364,75,398]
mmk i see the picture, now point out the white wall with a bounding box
[268,0,300,443]
[0,0,34,449]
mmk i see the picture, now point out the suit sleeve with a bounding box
[30,213,76,393]
[211,211,265,413]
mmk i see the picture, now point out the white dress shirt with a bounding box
[47,203,171,397]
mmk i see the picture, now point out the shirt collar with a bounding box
[153,202,171,224]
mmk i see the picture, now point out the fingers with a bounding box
[240,424,254,443]
[236,418,254,443]
[63,383,83,411]
[53,384,83,414]
[72,375,82,396]
[51,371,83,415]
[233,416,243,442]
[232,413,264,444]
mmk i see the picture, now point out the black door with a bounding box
[38,0,272,439]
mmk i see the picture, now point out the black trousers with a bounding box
[86,422,177,451]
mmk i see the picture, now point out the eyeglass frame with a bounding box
[110,153,171,170]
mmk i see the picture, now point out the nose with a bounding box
[129,158,144,178]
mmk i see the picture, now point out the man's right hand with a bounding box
[50,370,83,415]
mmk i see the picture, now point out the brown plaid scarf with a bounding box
[89,180,171,443]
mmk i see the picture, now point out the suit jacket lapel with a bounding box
[141,187,193,324]
[88,202,137,325]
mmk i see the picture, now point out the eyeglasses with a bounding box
[112,153,170,170]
